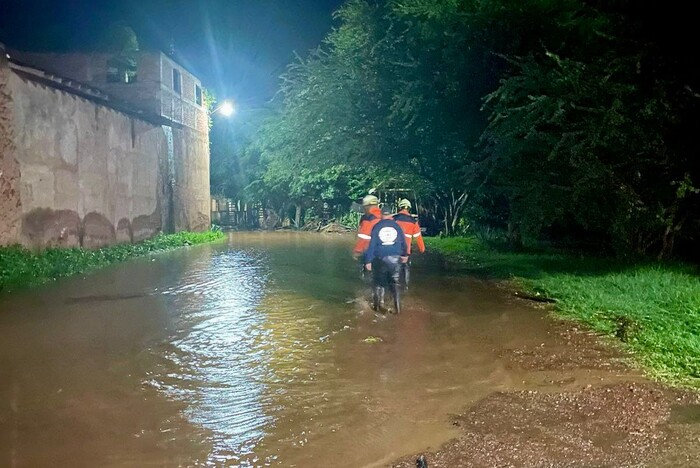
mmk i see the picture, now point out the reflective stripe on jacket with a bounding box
[353,206,383,253]
[393,210,425,255]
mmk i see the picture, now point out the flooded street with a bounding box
[0,233,696,467]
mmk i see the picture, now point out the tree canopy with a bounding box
[212,0,699,258]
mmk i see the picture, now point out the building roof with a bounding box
[2,46,183,128]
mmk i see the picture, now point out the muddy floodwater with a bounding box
[0,233,697,467]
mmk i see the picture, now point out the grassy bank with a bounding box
[0,231,224,293]
[426,237,700,388]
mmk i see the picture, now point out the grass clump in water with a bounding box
[427,236,700,388]
[0,231,224,293]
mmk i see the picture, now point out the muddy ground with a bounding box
[391,315,700,468]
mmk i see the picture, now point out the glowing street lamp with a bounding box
[211,100,235,117]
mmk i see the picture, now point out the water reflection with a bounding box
[152,249,276,465]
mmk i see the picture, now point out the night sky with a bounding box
[0,0,345,105]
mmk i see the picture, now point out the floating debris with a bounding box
[362,336,383,344]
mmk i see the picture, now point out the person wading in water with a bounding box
[363,206,408,314]
[393,198,425,289]
[352,194,383,257]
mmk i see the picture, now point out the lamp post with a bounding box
[210,100,235,117]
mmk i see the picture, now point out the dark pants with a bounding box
[372,255,401,288]
[371,255,402,313]
[400,260,411,289]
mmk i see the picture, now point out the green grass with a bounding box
[427,236,700,388]
[0,231,225,293]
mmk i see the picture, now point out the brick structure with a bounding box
[0,44,211,248]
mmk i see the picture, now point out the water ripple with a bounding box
[148,249,275,460]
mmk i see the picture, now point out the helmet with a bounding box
[362,195,379,206]
[398,198,411,209]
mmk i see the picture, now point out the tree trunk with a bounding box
[507,221,523,249]
[449,191,469,233]
[438,190,469,236]
[295,203,302,229]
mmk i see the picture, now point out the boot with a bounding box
[372,286,385,312]
[391,284,401,314]
[372,286,380,311]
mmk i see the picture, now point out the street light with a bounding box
[211,100,235,117]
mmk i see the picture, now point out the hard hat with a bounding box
[398,198,412,209]
[362,195,379,206]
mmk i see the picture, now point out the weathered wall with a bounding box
[159,54,208,132]
[173,127,210,232]
[0,53,22,245]
[12,53,96,82]
[13,51,209,134]
[13,52,163,117]
[94,54,163,117]
[1,66,169,249]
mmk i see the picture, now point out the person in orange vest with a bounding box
[393,198,425,288]
[352,194,383,257]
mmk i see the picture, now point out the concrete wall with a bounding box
[172,127,210,233]
[0,55,22,245]
[0,61,170,249]
[0,47,211,249]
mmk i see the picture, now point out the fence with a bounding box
[210,198,261,229]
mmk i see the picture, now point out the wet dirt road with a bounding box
[0,233,698,467]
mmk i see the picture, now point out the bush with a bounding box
[0,231,224,293]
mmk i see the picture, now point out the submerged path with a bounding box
[0,232,697,467]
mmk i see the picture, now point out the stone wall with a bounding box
[0,59,170,249]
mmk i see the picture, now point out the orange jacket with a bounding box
[353,206,383,254]
[393,209,425,255]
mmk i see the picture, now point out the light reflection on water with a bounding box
[144,239,359,466]
[154,250,275,465]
